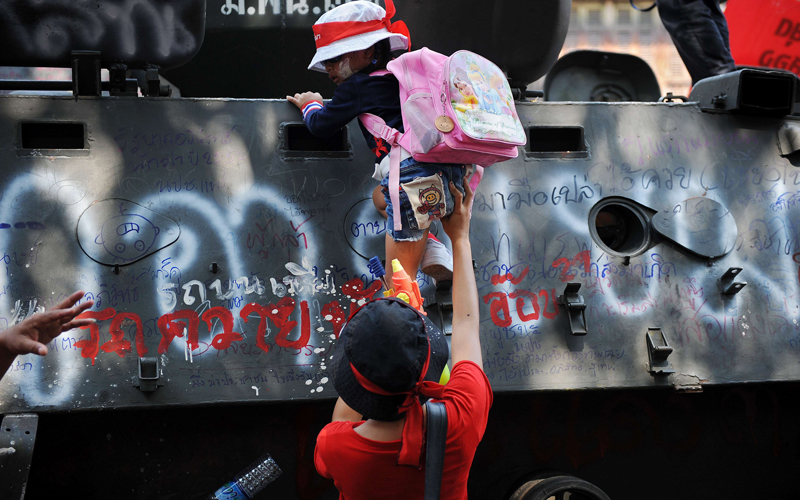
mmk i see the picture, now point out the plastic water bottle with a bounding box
[207,453,282,499]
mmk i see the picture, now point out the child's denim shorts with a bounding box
[381,158,470,242]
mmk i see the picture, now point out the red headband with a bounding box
[350,338,445,468]
[312,0,411,50]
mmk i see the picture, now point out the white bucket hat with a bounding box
[308,0,410,73]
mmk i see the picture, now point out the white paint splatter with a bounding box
[316,327,325,332]
[251,386,259,396]
[320,377,329,384]
[305,379,313,385]
[316,386,324,393]
[337,58,354,80]
[324,314,333,321]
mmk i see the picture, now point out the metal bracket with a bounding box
[646,328,675,375]
[108,63,139,97]
[719,267,746,295]
[136,357,161,392]
[0,413,39,499]
[71,50,102,98]
[658,92,688,103]
[424,280,453,336]
[143,64,171,97]
[557,282,587,336]
[711,94,728,107]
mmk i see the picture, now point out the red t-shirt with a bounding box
[314,361,493,500]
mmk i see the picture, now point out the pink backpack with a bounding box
[359,48,527,231]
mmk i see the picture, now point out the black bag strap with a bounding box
[424,401,448,500]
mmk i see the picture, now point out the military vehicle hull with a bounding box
[0,93,799,497]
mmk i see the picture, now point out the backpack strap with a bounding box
[359,113,404,232]
[424,401,447,500]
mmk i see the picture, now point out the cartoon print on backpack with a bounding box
[490,73,514,115]
[468,65,502,116]
[447,51,527,145]
[417,184,446,221]
[453,68,480,113]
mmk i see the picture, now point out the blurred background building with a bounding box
[530,0,694,97]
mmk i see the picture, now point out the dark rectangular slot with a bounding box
[740,74,794,115]
[20,122,85,149]
[282,123,349,159]
[526,126,588,159]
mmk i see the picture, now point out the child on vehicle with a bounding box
[287,0,469,288]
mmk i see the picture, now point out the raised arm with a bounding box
[440,178,481,367]
[0,291,94,379]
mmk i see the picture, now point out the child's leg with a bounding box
[372,185,387,218]
[384,228,429,291]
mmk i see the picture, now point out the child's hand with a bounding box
[441,175,474,243]
[287,92,324,110]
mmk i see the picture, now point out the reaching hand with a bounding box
[441,174,475,243]
[0,291,95,357]
[287,91,324,110]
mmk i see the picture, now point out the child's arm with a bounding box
[287,91,324,115]
[286,83,363,139]
[440,179,482,367]
[287,92,323,109]
[0,291,94,379]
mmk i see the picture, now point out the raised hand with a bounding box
[441,173,475,243]
[0,291,95,377]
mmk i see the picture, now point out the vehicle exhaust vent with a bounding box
[281,123,351,160]
[689,69,795,116]
[20,122,85,150]
[525,126,589,159]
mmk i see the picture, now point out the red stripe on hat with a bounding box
[312,0,410,50]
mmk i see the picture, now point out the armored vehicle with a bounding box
[1,1,798,498]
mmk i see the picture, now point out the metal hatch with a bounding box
[651,197,738,258]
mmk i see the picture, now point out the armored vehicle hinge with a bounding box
[511,88,544,102]
[71,51,102,98]
[719,267,746,295]
[658,92,688,103]
[108,64,139,97]
[646,328,675,375]
[0,413,39,498]
[557,282,587,336]
[144,64,172,97]
[424,280,454,336]
[136,357,161,392]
